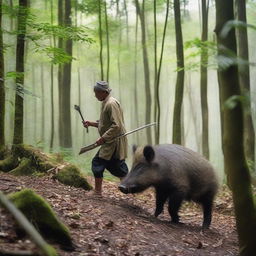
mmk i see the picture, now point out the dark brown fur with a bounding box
[119,144,218,228]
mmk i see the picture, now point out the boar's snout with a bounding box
[118,184,129,194]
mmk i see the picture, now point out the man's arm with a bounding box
[83,121,99,128]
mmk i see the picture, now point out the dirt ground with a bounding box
[0,173,238,256]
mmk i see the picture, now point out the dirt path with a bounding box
[0,173,238,255]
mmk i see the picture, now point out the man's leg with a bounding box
[91,152,105,195]
[94,177,103,194]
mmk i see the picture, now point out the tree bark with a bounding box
[155,0,170,144]
[104,0,110,82]
[235,0,255,167]
[13,0,28,145]
[215,1,256,255]
[98,0,104,80]
[0,0,5,149]
[200,0,209,159]
[58,0,72,148]
[172,0,185,145]
[134,0,152,144]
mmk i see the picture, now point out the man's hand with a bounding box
[96,137,105,145]
[82,121,91,128]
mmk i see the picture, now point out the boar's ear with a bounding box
[143,145,155,163]
[132,144,138,154]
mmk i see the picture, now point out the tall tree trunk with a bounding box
[58,0,72,148]
[104,0,110,82]
[116,0,122,101]
[123,0,129,47]
[13,0,28,145]
[200,0,209,159]
[0,0,5,150]
[40,64,45,144]
[215,1,256,255]
[235,0,255,168]
[50,0,55,149]
[98,0,104,80]
[155,0,170,144]
[153,0,157,143]
[134,0,152,144]
[172,0,185,145]
[134,11,139,135]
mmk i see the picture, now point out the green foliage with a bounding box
[31,23,94,43]
[40,47,74,64]
[184,37,217,71]
[77,0,99,15]
[224,95,249,110]
[9,189,72,246]
[220,20,256,39]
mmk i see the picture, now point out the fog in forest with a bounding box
[2,0,256,182]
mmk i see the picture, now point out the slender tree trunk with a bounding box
[235,0,255,168]
[153,0,157,143]
[134,11,139,134]
[123,0,129,47]
[13,0,28,145]
[50,0,55,149]
[40,64,45,144]
[200,0,209,158]
[155,0,170,144]
[134,0,152,144]
[0,0,5,149]
[98,0,104,80]
[104,0,110,82]
[58,0,72,148]
[215,1,256,255]
[172,0,185,145]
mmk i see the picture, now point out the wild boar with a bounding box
[118,144,218,229]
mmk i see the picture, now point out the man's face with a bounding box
[94,89,108,101]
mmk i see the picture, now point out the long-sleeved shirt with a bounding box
[98,95,128,160]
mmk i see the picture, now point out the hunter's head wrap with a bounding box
[94,81,111,93]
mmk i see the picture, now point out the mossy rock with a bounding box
[9,158,35,176]
[9,189,73,247]
[12,144,58,172]
[0,155,19,172]
[54,164,92,190]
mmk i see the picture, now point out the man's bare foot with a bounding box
[88,190,102,197]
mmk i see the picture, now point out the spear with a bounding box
[79,122,157,155]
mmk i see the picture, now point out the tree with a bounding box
[215,0,256,255]
[0,0,5,150]
[134,0,152,144]
[58,0,73,148]
[13,0,28,145]
[104,0,110,81]
[98,0,104,80]
[154,0,170,144]
[200,0,210,158]
[172,0,185,145]
[235,0,255,168]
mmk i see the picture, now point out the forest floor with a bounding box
[0,173,238,256]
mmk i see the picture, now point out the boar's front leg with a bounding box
[154,189,168,217]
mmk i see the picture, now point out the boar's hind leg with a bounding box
[154,189,169,217]
[199,191,214,229]
[168,193,184,223]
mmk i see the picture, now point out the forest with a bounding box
[0,0,256,255]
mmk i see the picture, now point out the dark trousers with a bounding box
[92,151,128,178]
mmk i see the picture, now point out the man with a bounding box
[83,81,128,195]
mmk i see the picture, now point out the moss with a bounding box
[9,158,35,176]
[9,189,72,246]
[54,164,92,190]
[0,155,19,172]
